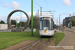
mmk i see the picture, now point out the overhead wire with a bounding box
[33,6,38,10]
[45,0,50,11]
[33,0,53,16]
[33,0,47,10]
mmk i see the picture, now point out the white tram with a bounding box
[39,16,55,36]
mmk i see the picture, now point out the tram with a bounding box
[39,16,55,36]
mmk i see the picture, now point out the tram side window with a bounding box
[53,22,55,29]
[51,18,54,30]
[40,21,42,30]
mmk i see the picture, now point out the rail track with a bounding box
[35,38,50,50]
[19,38,50,50]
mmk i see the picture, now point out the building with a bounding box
[63,17,71,27]
[0,24,11,32]
[0,24,8,30]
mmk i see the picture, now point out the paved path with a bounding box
[56,28,75,50]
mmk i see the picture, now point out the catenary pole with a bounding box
[31,0,33,36]
[40,7,42,16]
[38,9,39,17]
[59,15,60,26]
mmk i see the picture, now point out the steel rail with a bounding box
[19,39,42,50]
[35,38,50,50]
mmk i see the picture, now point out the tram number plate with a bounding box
[44,30,47,33]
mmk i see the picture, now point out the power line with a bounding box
[33,0,41,7]
[45,0,50,10]
[33,0,55,16]
[33,6,38,9]
[33,0,47,10]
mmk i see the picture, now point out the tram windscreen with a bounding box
[40,20,51,30]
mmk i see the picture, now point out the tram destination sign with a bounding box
[40,18,50,20]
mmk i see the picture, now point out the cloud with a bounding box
[56,0,60,1]
[54,18,63,25]
[0,14,27,23]
[0,1,1,3]
[29,12,36,16]
[60,13,69,15]
[3,4,10,7]
[12,1,20,9]
[10,15,27,22]
[0,16,7,23]
[64,0,71,5]
[0,16,6,20]
[0,1,3,4]
[53,18,58,25]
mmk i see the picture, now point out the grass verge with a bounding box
[55,32,65,46]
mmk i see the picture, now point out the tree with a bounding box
[29,16,40,29]
[0,20,5,24]
[11,20,16,26]
[18,21,27,27]
[70,16,75,26]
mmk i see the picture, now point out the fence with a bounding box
[0,29,11,32]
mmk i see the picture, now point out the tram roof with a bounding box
[40,15,55,24]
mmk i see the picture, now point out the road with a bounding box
[56,28,75,50]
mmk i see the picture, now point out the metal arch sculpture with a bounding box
[7,10,30,31]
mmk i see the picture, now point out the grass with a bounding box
[0,30,65,50]
[55,32,65,46]
[0,31,40,50]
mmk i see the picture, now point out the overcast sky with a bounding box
[0,0,75,24]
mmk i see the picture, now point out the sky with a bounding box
[0,0,75,25]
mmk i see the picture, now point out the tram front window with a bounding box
[40,20,50,30]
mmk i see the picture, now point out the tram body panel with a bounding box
[39,16,55,36]
[39,30,55,36]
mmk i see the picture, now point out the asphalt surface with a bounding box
[56,28,75,50]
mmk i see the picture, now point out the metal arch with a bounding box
[7,10,30,31]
